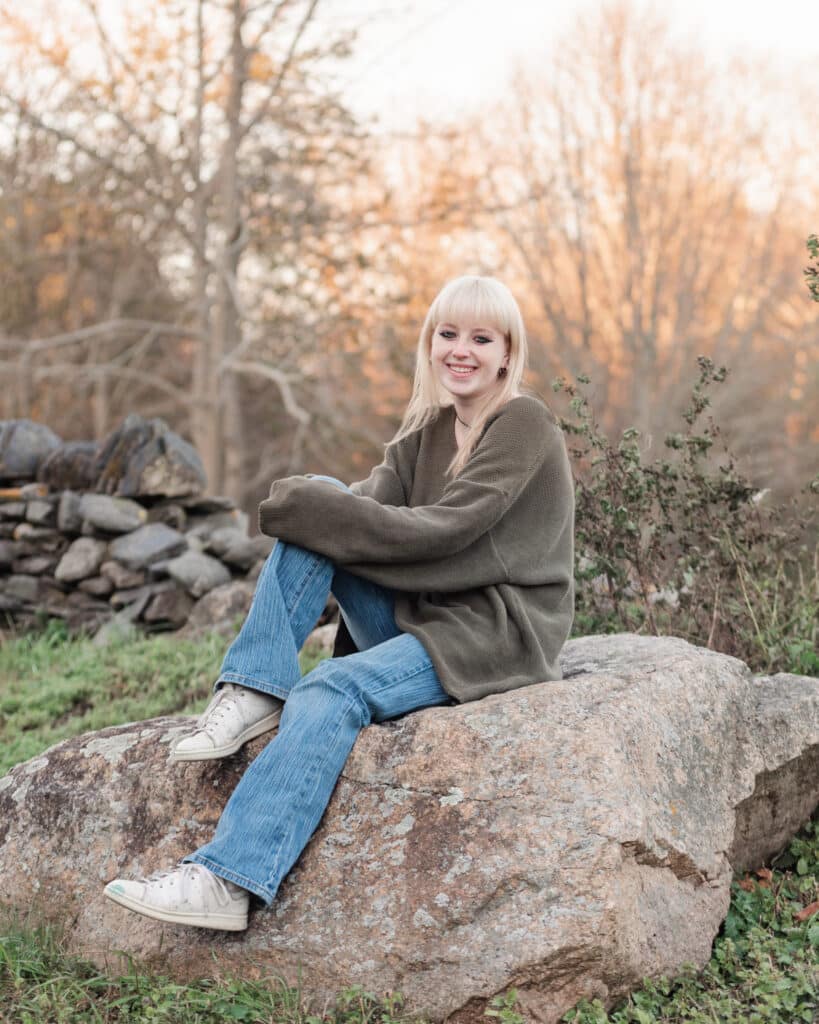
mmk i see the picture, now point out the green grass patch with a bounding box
[0,918,417,1022]
[0,620,331,776]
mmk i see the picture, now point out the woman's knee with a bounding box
[285,661,371,728]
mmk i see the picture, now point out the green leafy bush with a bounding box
[554,358,818,675]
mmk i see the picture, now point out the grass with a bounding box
[0,919,415,1022]
[0,620,226,776]
[0,618,328,776]
[0,623,816,1022]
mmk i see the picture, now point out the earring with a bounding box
[498,366,508,378]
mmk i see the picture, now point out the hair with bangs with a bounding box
[388,275,535,478]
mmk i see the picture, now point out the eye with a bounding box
[438,330,456,339]
[475,335,493,344]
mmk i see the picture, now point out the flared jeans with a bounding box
[184,476,451,904]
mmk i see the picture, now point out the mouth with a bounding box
[446,365,477,377]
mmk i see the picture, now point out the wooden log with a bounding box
[0,484,49,501]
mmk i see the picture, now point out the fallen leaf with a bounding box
[794,900,819,923]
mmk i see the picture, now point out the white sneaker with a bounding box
[103,863,249,931]
[170,683,283,762]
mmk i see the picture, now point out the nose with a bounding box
[451,333,471,357]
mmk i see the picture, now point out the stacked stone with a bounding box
[0,417,274,637]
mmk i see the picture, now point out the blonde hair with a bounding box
[389,275,534,477]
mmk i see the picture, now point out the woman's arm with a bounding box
[348,436,412,506]
[259,399,556,567]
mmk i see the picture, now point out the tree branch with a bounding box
[0,319,204,354]
[240,0,322,142]
[224,359,311,424]
[27,362,195,406]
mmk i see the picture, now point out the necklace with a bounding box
[454,409,471,428]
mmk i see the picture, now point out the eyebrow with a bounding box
[439,323,500,333]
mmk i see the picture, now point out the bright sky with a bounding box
[330,0,818,131]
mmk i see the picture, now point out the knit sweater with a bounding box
[258,395,575,703]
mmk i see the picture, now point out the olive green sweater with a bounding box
[258,395,575,703]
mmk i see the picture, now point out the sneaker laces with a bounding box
[143,863,205,886]
[196,685,244,735]
[142,864,236,901]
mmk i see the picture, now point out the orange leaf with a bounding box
[738,877,756,892]
[756,867,773,881]
[794,900,819,923]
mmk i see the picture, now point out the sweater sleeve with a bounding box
[258,400,554,565]
[348,429,416,506]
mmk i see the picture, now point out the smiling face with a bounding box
[430,320,511,413]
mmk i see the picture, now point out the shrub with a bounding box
[554,357,818,675]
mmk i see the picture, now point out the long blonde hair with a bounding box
[389,275,534,477]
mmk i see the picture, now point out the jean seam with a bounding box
[264,689,365,894]
[284,555,325,619]
[324,652,442,722]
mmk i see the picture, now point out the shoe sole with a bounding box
[169,711,282,763]
[104,885,248,931]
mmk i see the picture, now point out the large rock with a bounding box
[0,420,61,481]
[108,523,187,571]
[109,580,177,611]
[0,635,816,1023]
[2,573,39,603]
[12,554,59,575]
[205,527,275,570]
[186,508,249,542]
[78,575,115,597]
[0,501,26,519]
[179,495,237,513]
[93,415,207,498]
[79,494,147,534]
[0,539,22,569]
[25,498,57,527]
[12,523,61,546]
[143,587,194,628]
[54,537,108,582]
[164,549,232,598]
[146,502,187,531]
[100,560,146,590]
[177,579,255,639]
[57,491,83,533]
[37,440,99,491]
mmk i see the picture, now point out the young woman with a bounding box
[104,275,575,931]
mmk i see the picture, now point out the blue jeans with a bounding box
[184,476,451,904]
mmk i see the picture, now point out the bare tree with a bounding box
[0,0,374,499]
[389,2,818,494]
[0,119,189,432]
[522,6,814,488]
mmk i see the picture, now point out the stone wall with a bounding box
[0,416,280,638]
